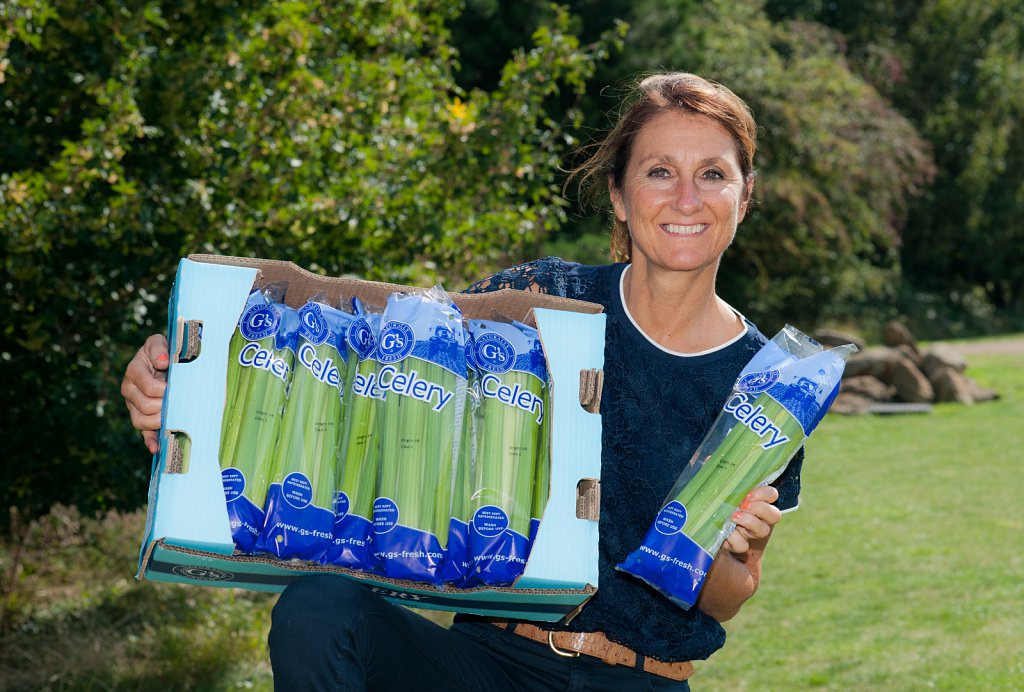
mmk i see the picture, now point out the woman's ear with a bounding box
[738,174,755,223]
[609,174,626,223]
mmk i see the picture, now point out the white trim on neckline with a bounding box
[618,264,748,358]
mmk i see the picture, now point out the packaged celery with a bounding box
[618,325,857,609]
[323,299,384,570]
[257,296,355,561]
[440,332,479,587]
[373,288,468,584]
[466,319,548,586]
[219,286,301,553]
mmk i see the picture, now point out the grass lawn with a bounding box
[696,349,1024,690]
[2,345,1020,690]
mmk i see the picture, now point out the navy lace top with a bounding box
[464,258,802,663]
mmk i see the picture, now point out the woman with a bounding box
[122,72,796,690]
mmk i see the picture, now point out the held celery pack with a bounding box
[138,255,605,622]
[617,326,857,610]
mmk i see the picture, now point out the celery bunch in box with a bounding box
[466,319,548,586]
[324,299,384,569]
[218,285,300,553]
[618,325,857,609]
[257,296,354,561]
[373,288,468,584]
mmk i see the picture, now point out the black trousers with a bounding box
[268,575,690,691]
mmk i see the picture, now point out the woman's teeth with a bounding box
[664,223,704,235]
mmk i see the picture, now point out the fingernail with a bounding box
[732,511,744,521]
[156,354,169,362]
[739,499,752,510]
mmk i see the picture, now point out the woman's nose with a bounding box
[671,178,703,214]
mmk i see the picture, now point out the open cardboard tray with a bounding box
[137,255,606,622]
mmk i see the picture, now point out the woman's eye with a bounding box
[647,166,671,179]
[701,169,725,181]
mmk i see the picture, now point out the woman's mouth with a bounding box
[663,223,707,236]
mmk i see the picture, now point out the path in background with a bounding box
[945,335,1024,356]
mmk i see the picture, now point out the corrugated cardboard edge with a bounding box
[187,254,604,320]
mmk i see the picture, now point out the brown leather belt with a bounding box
[491,621,694,682]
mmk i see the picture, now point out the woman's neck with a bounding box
[622,262,743,353]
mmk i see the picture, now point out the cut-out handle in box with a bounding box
[575,478,600,521]
[173,318,203,363]
[578,368,603,414]
[162,430,192,474]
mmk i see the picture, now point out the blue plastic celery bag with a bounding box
[464,319,548,586]
[219,288,301,553]
[257,298,355,561]
[324,301,384,570]
[617,325,857,610]
[372,287,468,584]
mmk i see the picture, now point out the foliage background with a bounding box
[1,0,1021,574]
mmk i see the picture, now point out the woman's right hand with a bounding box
[121,334,170,454]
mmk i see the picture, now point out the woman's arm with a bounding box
[121,334,170,454]
[695,484,782,622]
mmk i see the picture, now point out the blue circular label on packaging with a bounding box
[240,304,280,341]
[654,501,688,536]
[471,505,510,538]
[333,491,350,518]
[221,468,245,501]
[298,303,329,345]
[474,333,515,374]
[377,321,415,363]
[736,369,780,393]
[373,497,399,533]
[282,472,313,509]
[347,318,376,360]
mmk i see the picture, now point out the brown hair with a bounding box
[567,73,758,262]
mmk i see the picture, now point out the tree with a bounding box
[766,0,1024,323]
[0,0,621,524]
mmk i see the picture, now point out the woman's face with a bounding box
[610,110,750,277]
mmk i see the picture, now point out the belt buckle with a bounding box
[547,631,580,658]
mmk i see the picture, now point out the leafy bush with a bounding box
[0,0,623,528]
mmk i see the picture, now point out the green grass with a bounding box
[2,346,1020,690]
[0,506,275,691]
[696,350,1024,691]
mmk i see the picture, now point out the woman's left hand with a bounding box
[721,485,782,555]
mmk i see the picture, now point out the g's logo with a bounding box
[474,333,515,374]
[736,369,780,393]
[377,321,415,363]
[240,304,280,341]
[172,565,235,582]
[347,318,376,359]
[298,303,329,344]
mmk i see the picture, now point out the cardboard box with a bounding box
[137,255,606,622]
